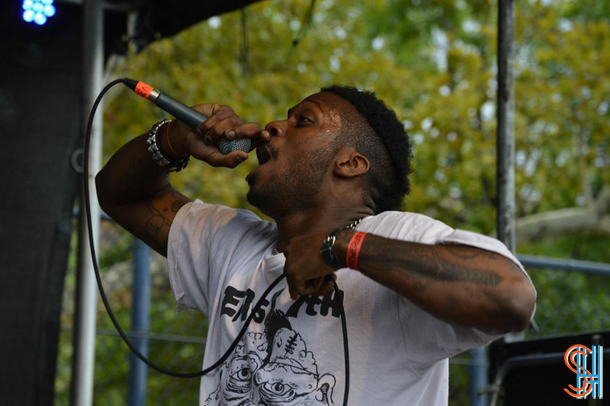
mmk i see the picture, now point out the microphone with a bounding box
[123,78,251,155]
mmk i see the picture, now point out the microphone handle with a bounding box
[123,78,251,154]
[154,93,208,130]
[154,92,251,154]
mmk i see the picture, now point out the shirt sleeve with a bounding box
[375,213,537,372]
[166,199,275,315]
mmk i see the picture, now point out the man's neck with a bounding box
[273,204,374,253]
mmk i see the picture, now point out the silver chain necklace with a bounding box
[271,217,365,256]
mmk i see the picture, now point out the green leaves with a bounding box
[99,0,610,243]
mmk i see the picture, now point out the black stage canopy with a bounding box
[100,0,264,56]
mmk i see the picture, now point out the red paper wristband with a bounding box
[346,231,368,270]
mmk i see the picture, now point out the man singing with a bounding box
[96,85,536,405]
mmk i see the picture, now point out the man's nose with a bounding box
[264,120,286,138]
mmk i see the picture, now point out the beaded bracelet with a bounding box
[145,119,190,172]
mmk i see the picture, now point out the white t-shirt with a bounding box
[167,200,534,406]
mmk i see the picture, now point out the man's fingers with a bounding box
[193,105,236,141]
[288,279,305,300]
[188,104,263,152]
[285,270,306,300]
[287,276,333,299]
[303,278,331,297]
[292,280,313,297]
[251,130,271,151]
[320,277,336,296]
[201,114,242,144]
[191,103,228,118]
[224,122,261,141]
[289,286,299,300]
[317,274,336,297]
[203,150,248,168]
[310,278,325,293]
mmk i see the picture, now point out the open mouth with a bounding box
[256,144,272,165]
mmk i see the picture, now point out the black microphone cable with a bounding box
[83,78,350,402]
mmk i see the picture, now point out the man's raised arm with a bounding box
[95,104,264,256]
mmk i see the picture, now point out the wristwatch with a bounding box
[320,227,350,269]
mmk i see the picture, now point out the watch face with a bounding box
[321,238,335,266]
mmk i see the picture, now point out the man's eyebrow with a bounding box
[287,99,324,118]
[303,98,323,110]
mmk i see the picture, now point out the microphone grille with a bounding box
[217,137,252,155]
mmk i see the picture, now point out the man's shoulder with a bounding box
[187,199,271,224]
[365,210,452,230]
[176,199,278,241]
[370,209,443,222]
[361,210,454,243]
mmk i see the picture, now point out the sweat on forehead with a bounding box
[305,91,367,130]
[320,91,374,134]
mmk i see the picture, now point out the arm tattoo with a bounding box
[411,246,504,293]
[139,189,189,247]
[171,197,185,212]
[142,201,170,244]
[363,239,504,294]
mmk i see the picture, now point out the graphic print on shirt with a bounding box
[204,289,338,406]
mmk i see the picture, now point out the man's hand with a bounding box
[283,232,338,299]
[97,103,271,257]
[162,104,271,168]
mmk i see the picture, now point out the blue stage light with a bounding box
[23,9,35,22]
[43,5,55,17]
[22,0,55,25]
[34,12,47,25]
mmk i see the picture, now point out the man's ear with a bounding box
[332,148,370,178]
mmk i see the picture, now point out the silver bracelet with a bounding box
[146,119,190,172]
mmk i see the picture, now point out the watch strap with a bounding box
[320,226,350,269]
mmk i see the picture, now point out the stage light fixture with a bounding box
[23,9,35,22]
[44,5,55,17]
[22,0,55,26]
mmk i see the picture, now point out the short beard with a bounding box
[247,147,333,219]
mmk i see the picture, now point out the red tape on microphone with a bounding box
[135,81,153,99]
[346,232,368,270]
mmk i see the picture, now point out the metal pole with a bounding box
[470,1,517,404]
[468,347,487,406]
[497,0,516,252]
[498,0,521,345]
[127,239,152,406]
[516,255,610,276]
[71,0,103,405]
